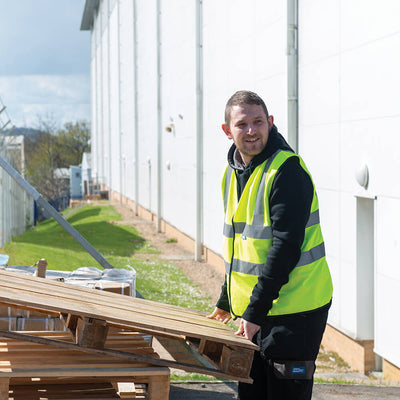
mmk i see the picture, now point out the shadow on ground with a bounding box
[169,382,237,400]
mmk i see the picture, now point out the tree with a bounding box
[57,121,91,167]
[24,118,91,201]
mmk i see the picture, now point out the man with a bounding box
[208,91,333,400]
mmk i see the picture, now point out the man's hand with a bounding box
[235,318,260,341]
[207,307,231,324]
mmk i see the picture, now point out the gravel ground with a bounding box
[169,382,400,400]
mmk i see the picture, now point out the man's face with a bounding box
[222,104,273,165]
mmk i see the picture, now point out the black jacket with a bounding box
[216,125,315,326]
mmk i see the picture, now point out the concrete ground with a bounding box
[169,381,400,399]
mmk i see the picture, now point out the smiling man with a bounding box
[208,91,333,400]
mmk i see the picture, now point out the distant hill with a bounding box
[1,127,41,137]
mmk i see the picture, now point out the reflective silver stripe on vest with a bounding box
[225,241,326,275]
[224,210,319,239]
[223,166,234,214]
[223,222,273,239]
[223,223,235,238]
[252,150,282,226]
[295,242,325,267]
[306,210,320,228]
[225,258,264,276]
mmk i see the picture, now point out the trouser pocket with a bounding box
[272,360,315,380]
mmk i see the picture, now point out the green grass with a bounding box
[1,204,214,312]
[314,377,368,385]
[3,205,151,270]
[170,373,222,382]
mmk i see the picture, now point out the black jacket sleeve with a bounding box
[215,277,230,312]
[241,157,314,326]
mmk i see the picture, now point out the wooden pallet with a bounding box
[0,331,169,400]
[0,270,258,383]
[9,382,139,400]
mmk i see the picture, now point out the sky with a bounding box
[0,0,90,129]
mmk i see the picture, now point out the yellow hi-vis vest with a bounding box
[222,150,333,318]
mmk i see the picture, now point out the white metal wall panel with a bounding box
[202,0,287,254]
[136,0,158,213]
[299,0,400,366]
[101,0,108,33]
[94,14,104,183]
[109,3,120,194]
[90,12,98,181]
[160,0,197,238]
[119,0,135,201]
[375,196,400,366]
[298,0,352,337]
[101,13,111,188]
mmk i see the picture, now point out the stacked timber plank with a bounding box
[0,330,168,399]
[0,269,258,399]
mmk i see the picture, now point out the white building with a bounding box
[81,0,400,380]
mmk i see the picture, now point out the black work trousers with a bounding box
[237,304,330,400]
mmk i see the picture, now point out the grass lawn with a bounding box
[1,203,214,313]
[0,203,226,381]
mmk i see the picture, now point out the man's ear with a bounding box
[267,115,274,130]
[222,123,232,139]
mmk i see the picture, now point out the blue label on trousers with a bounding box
[291,366,306,375]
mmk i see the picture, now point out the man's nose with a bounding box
[247,124,256,134]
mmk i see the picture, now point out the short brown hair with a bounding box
[224,90,269,126]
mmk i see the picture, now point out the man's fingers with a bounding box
[206,311,216,319]
[235,321,244,336]
[207,308,231,324]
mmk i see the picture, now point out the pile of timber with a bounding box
[1,330,166,399]
[0,268,258,399]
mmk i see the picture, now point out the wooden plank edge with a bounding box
[0,330,252,383]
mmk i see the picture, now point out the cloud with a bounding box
[0,0,89,76]
[0,74,90,127]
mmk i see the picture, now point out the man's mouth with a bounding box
[246,138,259,142]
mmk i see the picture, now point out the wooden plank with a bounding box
[0,273,229,334]
[198,338,224,364]
[220,345,255,379]
[115,382,136,398]
[147,375,170,400]
[155,337,216,369]
[32,259,47,278]
[0,271,256,351]
[75,317,109,349]
[1,367,169,378]
[0,272,257,349]
[9,382,121,399]
[0,378,8,400]
[0,270,221,323]
[61,313,79,332]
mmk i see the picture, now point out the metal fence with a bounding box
[0,148,34,247]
